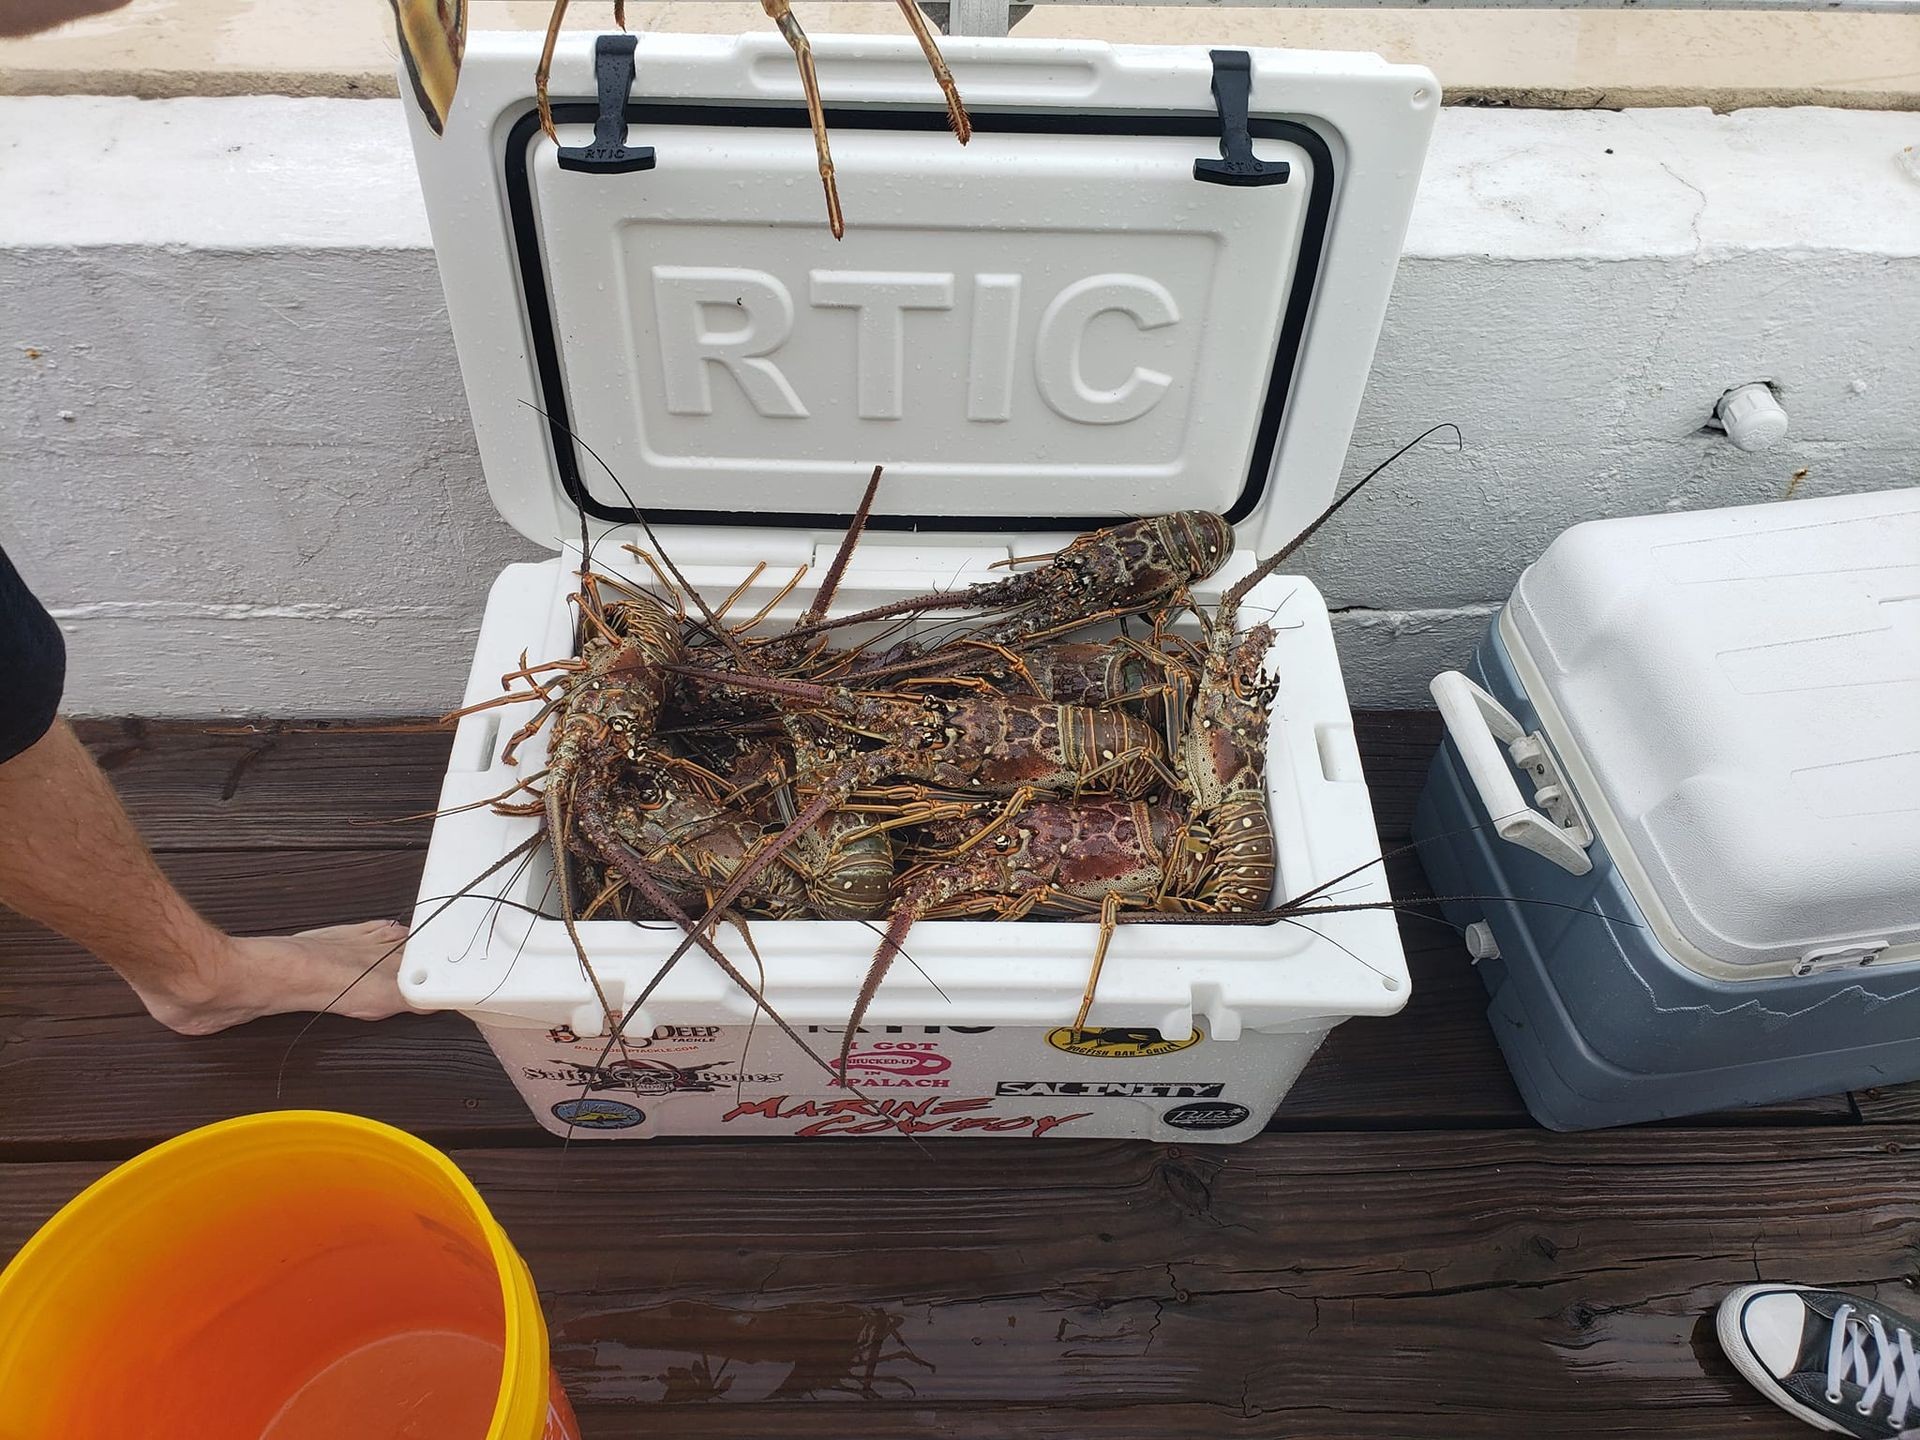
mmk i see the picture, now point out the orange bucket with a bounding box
[0,1111,578,1440]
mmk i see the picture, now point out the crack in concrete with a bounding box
[1658,158,1710,255]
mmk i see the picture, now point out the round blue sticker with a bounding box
[552,1098,645,1130]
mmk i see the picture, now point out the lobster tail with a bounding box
[1192,797,1276,914]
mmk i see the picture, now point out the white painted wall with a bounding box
[2,97,1916,714]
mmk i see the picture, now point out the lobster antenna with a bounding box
[516,399,623,595]
[519,400,750,664]
[1221,422,1463,613]
[800,464,885,629]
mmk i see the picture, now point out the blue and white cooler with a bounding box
[1413,487,1920,1130]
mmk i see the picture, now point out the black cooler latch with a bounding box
[1194,50,1290,188]
[557,33,656,175]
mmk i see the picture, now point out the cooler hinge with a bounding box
[1793,942,1889,979]
[1506,732,1591,848]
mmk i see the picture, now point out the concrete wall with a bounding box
[2,96,1916,715]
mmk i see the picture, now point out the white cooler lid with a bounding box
[404,32,1437,556]
[1505,488,1920,977]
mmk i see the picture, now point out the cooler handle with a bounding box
[1431,671,1593,877]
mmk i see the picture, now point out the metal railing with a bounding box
[929,0,1920,38]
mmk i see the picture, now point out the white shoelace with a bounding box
[1825,1302,1920,1433]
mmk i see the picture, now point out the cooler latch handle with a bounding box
[556,33,656,175]
[1194,51,1291,188]
[1431,671,1594,877]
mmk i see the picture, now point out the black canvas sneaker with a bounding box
[1719,1284,1920,1437]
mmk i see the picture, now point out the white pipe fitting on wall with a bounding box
[1715,382,1791,452]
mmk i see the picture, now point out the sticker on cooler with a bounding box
[523,1058,784,1096]
[545,1023,728,1053]
[1162,1102,1252,1131]
[719,1094,1094,1138]
[1046,1027,1203,1059]
[481,1020,1317,1141]
[550,1098,645,1130]
[832,1041,952,1087]
[997,1080,1225,1099]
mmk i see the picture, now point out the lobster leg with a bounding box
[730,565,811,638]
[621,547,691,618]
[500,650,589,688]
[1075,743,1182,798]
[831,788,992,840]
[1073,891,1125,1029]
[442,687,555,721]
[890,0,971,143]
[535,1,640,145]
[622,757,881,1014]
[581,871,629,920]
[949,638,1046,697]
[711,563,772,629]
[577,801,845,1085]
[535,0,571,143]
[761,0,845,239]
[545,772,634,1059]
[907,787,1036,860]
[501,696,567,765]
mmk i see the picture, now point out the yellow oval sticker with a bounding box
[1046,1027,1201,1059]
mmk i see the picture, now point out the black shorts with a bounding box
[0,543,66,764]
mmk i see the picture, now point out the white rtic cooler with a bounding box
[1415,488,1920,1130]
[403,32,1437,1140]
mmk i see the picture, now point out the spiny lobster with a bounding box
[743,510,1234,686]
[447,577,684,1045]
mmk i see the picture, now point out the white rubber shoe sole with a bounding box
[1719,1284,1857,1437]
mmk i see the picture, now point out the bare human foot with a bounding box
[133,919,410,1036]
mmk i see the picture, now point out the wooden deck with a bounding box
[4,715,1916,1437]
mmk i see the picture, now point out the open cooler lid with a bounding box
[404,32,1436,556]
[1504,488,1920,979]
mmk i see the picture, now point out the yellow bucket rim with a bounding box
[0,1110,551,1440]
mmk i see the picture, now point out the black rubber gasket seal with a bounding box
[503,101,1336,533]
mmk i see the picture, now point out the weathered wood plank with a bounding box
[1282,900,1528,1126]
[1853,1081,1920,1123]
[0,848,534,1153]
[6,848,1496,1150]
[7,1128,1911,1436]
[0,844,1851,1155]
[559,1403,1811,1440]
[450,1129,1920,1436]
[69,719,454,851]
[1350,707,1442,841]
